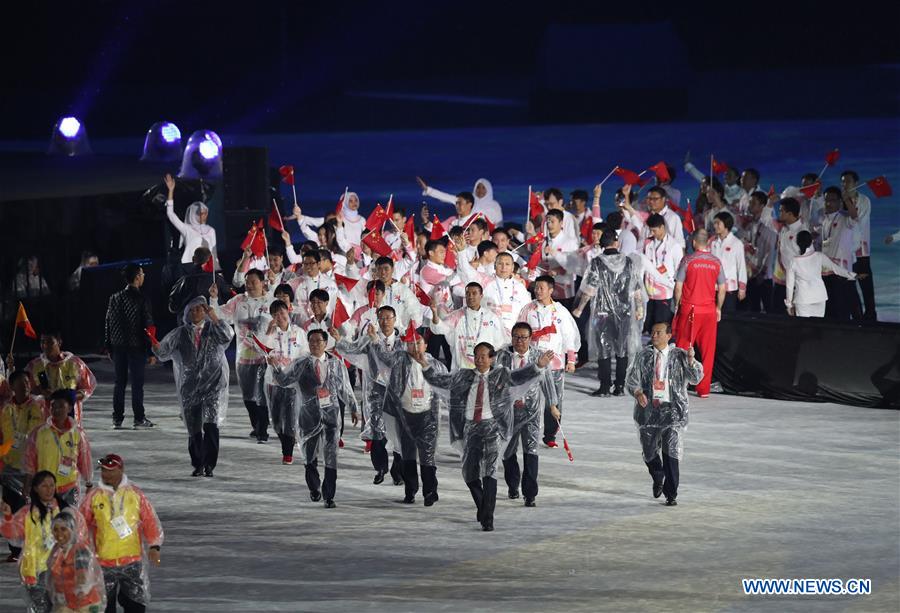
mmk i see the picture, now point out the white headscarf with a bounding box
[343,192,361,222]
[186,202,210,227]
[473,178,503,225]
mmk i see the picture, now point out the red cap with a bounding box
[98,454,124,469]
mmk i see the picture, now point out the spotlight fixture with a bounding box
[178,130,223,179]
[141,121,183,162]
[48,115,91,156]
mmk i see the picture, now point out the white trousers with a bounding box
[796,302,826,317]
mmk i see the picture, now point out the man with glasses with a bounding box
[291,250,338,320]
[496,322,558,507]
[623,186,686,249]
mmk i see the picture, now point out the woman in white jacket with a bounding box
[164,174,219,268]
[785,231,855,317]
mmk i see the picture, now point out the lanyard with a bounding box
[494,277,516,304]
[464,310,484,341]
[536,303,556,329]
[651,238,668,267]
[51,428,74,463]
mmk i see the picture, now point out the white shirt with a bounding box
[820,211,859,271]
[482,276,531,334]
[641,235,684,300]
[652,345,671,404]
[710,232,748,292]
[465,371,493,421]
[290,273,339,318]
[773,219,808,286]
[430,306,508,370]
[850,193,871,257]
[262,324,310,384]
[382,281,420,329]
[543,231,580,299]
[401,361,432,414]
[516,300,581,370]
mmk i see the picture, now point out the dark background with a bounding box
[2,0,898,139]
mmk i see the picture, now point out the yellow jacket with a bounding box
[0,502,61,584]
[24,419,93,492]
[0,395,46,470]
[81,478,164,567]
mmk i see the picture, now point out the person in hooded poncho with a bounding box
[151,296,234,477]
[414,342,553,532]
[164,173,219,268]
[365,327,449,506]
[269,329,359,508]
[332,306,404,487]
[625,321,703,506]
[46,508,106,612]
[418,177,504,226]
[495,322,559,507]
[573,230,647,397]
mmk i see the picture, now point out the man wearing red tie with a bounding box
[414,342,552,531]
[672,229,727,398]
[626,322,703,506]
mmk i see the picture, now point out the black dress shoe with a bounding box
[392,478,404,486]
[424,492,439,507]
[373,471,385,485]
[203,468,214,478]
[612,386,625,396]
[249,430,257,438]
[590,387,611,397]
[524,498,536,507]
[665,498,677,506]
[310,490,322,502]
[323,499,336,508]
[481,522,494,532]
[653,480,664,499]
[402,495,415,504]
[191,468,203,477]
[508,488,520,500]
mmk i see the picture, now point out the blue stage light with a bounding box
[58,117,81,138]
[160,123,181,143]
[198,139,219,160]
[49,116,91,156]
[178,129,223,179]
[141,121,184,162]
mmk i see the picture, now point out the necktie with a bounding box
[519,355,525,368]
[653,350,662,408]
[315,359,322,383]
[473,376,485,422]
[194,327,202,349]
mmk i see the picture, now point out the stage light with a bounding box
[178,129,223,179]
[140,121,184,162]
[48,115,91,156]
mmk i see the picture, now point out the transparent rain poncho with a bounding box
[261,323,309,439]
[423,362,547,483]
[272,354,358,470]
[152,297,234,433]
[368,344,448,468]
[46,509,106,612]
[334,331,404,443]
[579,252,647,360]
[625,345,704,461]
[215,293,272,406]
[495,347,559,458]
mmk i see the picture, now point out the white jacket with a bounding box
[710,232,747,292]
[785,249,855,308]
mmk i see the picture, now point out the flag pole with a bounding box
[815,162,829,181]
[598,167,618,187]
[290,169,298,209]
[8,318,18,360]
[386,194,403,233]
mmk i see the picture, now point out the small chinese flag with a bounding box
[268,201,284,233]
[401,320,418,342]
[332,299,350,329]
[525,246,543,271]
[824,148,840,167]
[333,274,359,292]
[15,302,37,339]
[362,230,393,257]
[144,326,159,345]
[444,244,456,268]
[384,195,394,222]
[711,157,729,175]
[367,287,377,308]
[531,323,557,341]
[682,199,696,234]
[201,258,214,273]
[335,192,345,216]
[414,283,431,307]
[430,215,446,240]
[647,161,670,183]
[403,215,416,245]
[613,167,646,187]
[366,204,388,232]
[767,184,776,199]
[525,232,545,246]
[866,176,892,198]
[580,217,594,242]
[798,182,820,199]
[529,189,544,221]
[278,165,295,186]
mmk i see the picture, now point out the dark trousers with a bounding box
[426,333,452,370]
[244,400,269,439]
[112,349,146,423]
[721,291,738,313]
[402,460,437,500]
[853,256,876,321]
[598,356,628,390]
[823,275,854,321]
[542,404,557,444]
[370,438,389,473]
[305,460,337,501]
[278,433,296,457]
[502,453,538,500]
[742,278,772,313]
[770,283,787,315]
[644,298,674,332]
[105,586,146,613]
[188,423,219,470]
[645,453,679,501]
[1,484,26,556]
[467,476,498,528]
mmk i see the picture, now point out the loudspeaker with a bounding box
[222,146,270,211]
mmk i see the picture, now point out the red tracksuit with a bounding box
[673,250,725,396]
